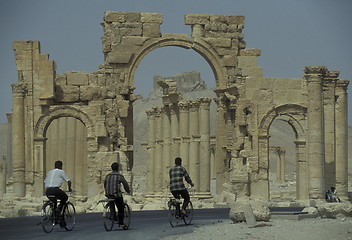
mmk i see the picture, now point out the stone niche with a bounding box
[0,11,349,217]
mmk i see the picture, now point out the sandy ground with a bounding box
[161,217,352,240]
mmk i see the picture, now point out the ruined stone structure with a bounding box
[4,12,350,207]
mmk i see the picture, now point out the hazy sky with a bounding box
[1,0,351,126]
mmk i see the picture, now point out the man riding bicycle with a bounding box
[44,160,72,213]
[169,157,194,215]
[104,162,130,227]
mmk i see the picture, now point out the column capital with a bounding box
[303,66,328,75]
[146,109,155,118]
[189,99,200,112]
[303,66,328,83]
[11,83,27,97]
[335,79,349,91]
[199,97,211,110]
[178,101,190,112]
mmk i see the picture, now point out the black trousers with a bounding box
[171,189,190,210]
[108,196,125,225]
[46,187,68,211]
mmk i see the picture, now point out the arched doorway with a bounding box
[128,37,223,196]
[45,117,87,195]
[259,104,308,201]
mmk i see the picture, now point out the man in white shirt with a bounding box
[44,160,72,212]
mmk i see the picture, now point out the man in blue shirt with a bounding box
[169,157,194,215]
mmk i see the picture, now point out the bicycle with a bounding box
[41,191,76,233]
[167,187,194,227]
[98,198,131,231]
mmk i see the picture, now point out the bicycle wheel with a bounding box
[183,201,193,225]
[168,203,180,227]
[41,202,55,233]
[122,203,131,230]
[63,202,76,231]
[103,202,114,231]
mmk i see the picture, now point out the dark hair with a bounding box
[111,162,119,171]
[55,160,63,169]
[175,157,182,166]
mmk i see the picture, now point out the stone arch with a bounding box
[258,104,308,200]
[259,104,307,138]
[34,106,94,139]
[127,36,227,90]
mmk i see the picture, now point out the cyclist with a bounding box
[104,162,130,228]
[169,157,194,215]
[44,160,72,213]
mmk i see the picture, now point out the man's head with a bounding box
[55,160,63,169]
[111,162,119,172]
[175,157,182,166]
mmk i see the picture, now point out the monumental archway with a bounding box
[5,12,349,209]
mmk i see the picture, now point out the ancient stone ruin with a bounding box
[0,11,350,217]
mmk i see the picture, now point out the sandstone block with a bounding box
[226,15,245,25]
[204,38,231,48]
[184,14,210,25]
[66,71,89,86]
[141,13,163,24]
[143,23,161,38]
[125,12,141,22]
[55,85,79,102]
[106,52,134,64]
[104,11,125,23]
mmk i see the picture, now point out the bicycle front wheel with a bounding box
[183,201,193,225]
[103,202,114,231]
[41,202,55,233]
[168,203,180,227]
[63,202,76,231]
[123,203,131,230]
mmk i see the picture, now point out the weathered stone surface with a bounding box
[317,202,352,218]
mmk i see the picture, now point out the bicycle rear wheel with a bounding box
[183,201,193,225]
[123,203,131,230]
[168,203,180,227]
[41,202,55,233]
[63,202,76,231]
[103,202,114,231]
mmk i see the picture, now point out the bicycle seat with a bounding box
[47,195,57,203]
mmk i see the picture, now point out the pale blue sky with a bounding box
[1,0,351,125]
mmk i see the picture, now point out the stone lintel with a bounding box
[239,48,261,56]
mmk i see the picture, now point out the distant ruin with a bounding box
[0,12,350,216]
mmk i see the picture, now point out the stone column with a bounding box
[335,79,349,200]
[323,71,338,190]
[170,104,180,160]
[146,109,156,195]
[11,83,26,197]
[0,156,6,196]
[199,98,211,193]
[189,100,200,191]
[6,113,12,179]
[179,102,190,170]
[215,96,228,194]
[277,147,286,182]
[162,106,171,191]
[154,107,163,194]
[304,66,327,199]
[295,140,308,200]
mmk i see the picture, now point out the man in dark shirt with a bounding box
[169,157,194,215]
[104,162,130,227]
